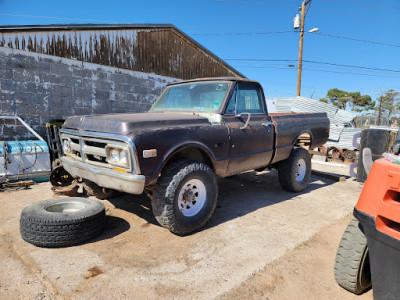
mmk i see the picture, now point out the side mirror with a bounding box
[236,113,252,129]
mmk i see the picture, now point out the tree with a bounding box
[321,88,374,111]
[376,90,400,125]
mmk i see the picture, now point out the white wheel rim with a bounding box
[296,159,306,182]
[44,201,86,213]
[177,179,206,217]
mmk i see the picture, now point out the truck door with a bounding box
[223,82,274,175]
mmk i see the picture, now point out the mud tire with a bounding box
[334,218,372,294]
[20,197,105,248]
[278,147,311,192]
[151,160,218,235]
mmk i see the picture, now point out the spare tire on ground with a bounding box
[20,197,105,248]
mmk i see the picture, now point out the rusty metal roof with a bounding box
[0,23,245,78]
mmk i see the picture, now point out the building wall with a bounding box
[0,27,242,79]
[0,47,178,140]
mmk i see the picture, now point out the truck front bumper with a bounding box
[61,157,145,194]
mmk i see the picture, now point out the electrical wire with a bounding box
[214,0,297,8]
[225,58,400,74]
[0,13,114,23]
[231,65,400,79]
[314,32,400,48]
[191,30,293,36]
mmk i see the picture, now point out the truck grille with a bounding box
[60,131,137,173]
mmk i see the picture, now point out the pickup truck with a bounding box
[60,78,329,234]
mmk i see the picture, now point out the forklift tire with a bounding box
[334,218,372,294]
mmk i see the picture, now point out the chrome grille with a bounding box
[60,131,137,173]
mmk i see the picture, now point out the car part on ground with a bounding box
[20,197,105,248]
[151,160,218,235]
[83,179,120,200]
[334,218,371,294]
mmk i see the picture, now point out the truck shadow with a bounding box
[104,169,339,235]
[205,170,337,231]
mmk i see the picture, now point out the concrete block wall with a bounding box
[0,47,178,140]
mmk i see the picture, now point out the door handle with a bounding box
[262,122,273,133]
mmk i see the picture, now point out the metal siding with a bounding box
[0,27,241,79]
[269,96,357,145]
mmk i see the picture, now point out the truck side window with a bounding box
[236,83,264,114]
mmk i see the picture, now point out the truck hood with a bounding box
[62,112,213,136]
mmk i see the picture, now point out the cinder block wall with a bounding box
[0,47,178,140]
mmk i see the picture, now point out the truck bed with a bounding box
[270,113,330,164]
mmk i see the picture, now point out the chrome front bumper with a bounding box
[61,156,145,194]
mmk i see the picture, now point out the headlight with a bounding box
[63,140,71,153]
[119,150,128,165]
[108,147,129,167]
[110,149,120,162]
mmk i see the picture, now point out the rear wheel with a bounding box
[278,148,311,192]
[151,160,218,235]
[334,218,371,294]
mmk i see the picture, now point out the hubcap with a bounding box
[45,201,86,213]
[177,179,206,217]
[295,159,306,182]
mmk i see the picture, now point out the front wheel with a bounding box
[278,147,311,192]
[151,160,218,235]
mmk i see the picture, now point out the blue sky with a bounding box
[0,0,399,103]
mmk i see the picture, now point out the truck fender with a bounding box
[151,142,217,182]
[292,130,313,149]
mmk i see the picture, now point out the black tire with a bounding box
[334,218,372,294]
[278,147,311,192]
[151,160,218,235]
[20,197,105,248]
[50,165,76,188]
[83,179,119,200]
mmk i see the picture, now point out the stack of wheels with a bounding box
[343,150,357,163]
[20,197,106,248]
[357,129,391,182]
[334,218,372,294]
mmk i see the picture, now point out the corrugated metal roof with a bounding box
[0,23,245,79]
[268,96,357,147]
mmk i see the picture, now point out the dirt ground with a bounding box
[0,162,374,299]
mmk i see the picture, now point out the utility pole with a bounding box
[296,0,312,97]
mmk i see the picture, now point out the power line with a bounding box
[344,0,400,10]
[215,0,400,23]
[314,32,400,48]
[191,30,292,36]
[0,13,114,23]
[320,0,400,11]
[231,65,400,79]
[214,0,297,8]
[191,30,400,48]
[225,58,400,74]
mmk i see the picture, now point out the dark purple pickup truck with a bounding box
[60,78,329,234]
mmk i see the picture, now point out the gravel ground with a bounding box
[0,163,373,299]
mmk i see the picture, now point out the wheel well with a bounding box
[295,132,312,150]
[164,147,213,170]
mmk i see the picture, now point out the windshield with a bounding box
[150,81,230,113]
